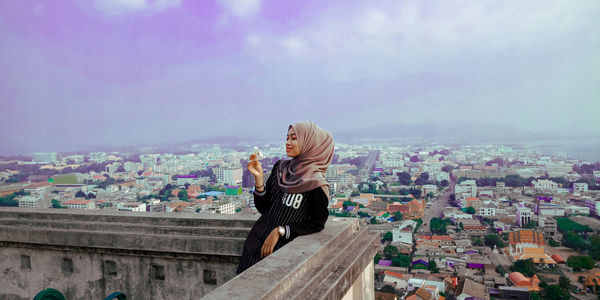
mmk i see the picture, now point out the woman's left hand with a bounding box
[261,228,280,258]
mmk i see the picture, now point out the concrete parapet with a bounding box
[0,208,379,299]
[203,217,379,300]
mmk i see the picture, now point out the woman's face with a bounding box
[286,127,300,157]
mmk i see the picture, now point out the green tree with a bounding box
[428,260,439,273]
[380,284,395,294]
[541,285,570,300]
[370,217,378,224]
[178,190,188,201]
[51,199,66,209]
[383,245,399,259]
[484,234,505,249]
[548,238,560,247]
[558,275,570,290]
[464,207,476,214]
[391,254,411,267]
[567,255,595,271]
[382,231,393,242]
[563,232,590,251]
[511,258,537,277]
[393,211,403,221]
[523,220,536,229]
[397,172,412,185]
[430,218,451,234]
[374,253,381,264]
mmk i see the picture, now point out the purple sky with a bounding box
[1,0,599,156]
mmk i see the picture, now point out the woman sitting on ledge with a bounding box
[236,121,334,275]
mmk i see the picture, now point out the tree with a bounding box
[511,259,537,277]
[428,260,439,273]
[415,172,430,185]
[441,165,453,173]
[523,220,536,229]
[558,275,570,290]
[397,172,412,185]
[391,254,411,267]
[350,190,360,197]
[380,284,396,294]
[563,232,590,251]
[51,199,65,209]
[430,218,451,234]
[567,255,594,271]
[383,245,399,259]
[382,232,393,242]
[440,180,449,187]
[464,207,476,214]
[393,211,403,221]
[87,193,96,199]
[548,238,560,247]
[484,234,505,249]
[541,285,570,300]
[75,190,87,198]
[374,253,381,264]
[178,190,188,201]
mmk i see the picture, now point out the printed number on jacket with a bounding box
[282,193,303,209]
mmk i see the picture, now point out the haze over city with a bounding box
[1,0,599,157]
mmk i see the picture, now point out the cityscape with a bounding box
[1,140,600,299]
[1,0,600,299]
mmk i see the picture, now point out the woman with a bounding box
[236,121,335,275]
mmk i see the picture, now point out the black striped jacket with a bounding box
[236,160,329,275]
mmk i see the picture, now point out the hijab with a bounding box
[277,121,335,200]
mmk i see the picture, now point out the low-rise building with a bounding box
[65,199,96,210]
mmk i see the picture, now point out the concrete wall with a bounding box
[0,208,380,300]
[0,207,256,299]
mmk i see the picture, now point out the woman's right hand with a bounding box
[247,153,264,178]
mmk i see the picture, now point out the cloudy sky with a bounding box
[1,0,599,155]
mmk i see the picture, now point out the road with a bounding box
[357,150,380,182]
[419,180,455,234]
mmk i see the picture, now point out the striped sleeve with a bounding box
[254,160,280,214]
[284,187,329,240]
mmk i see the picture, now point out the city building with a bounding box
[573,183,588,193]
[32,152,58,163]
[585,199,600,216]
[215,167,243,186]
[18,196,49,208]
[508,230,544,256]
[216,201,235,214]
[516,203,532,227]
[531,179,558,192]
[65,199,96,210]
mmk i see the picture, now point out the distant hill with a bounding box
[332,122,557,143]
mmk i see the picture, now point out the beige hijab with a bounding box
[277,121,334,200]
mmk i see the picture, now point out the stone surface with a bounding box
[0,208,379,300]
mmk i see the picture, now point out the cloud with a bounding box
[218,0,261,18]
[93,0,181,15]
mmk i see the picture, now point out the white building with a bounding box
[89,152,108,163]
[455,180,477,199]
[65,199,96,210]
[216,201,235,214]
[516,203,532,227]
[586,199,600,216]
[117,202,146,212]
[532,179,558,192]
[32,152,58,163]
[594,171,600,180]
[573,183,588,193]
[215,167,243,186]
[478,205,496,216]
[124,162,143,172]
[18,196,49,208]
[566,206,590,215]
[422,184,438,195]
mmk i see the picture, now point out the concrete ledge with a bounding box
[0,207,257,257]
[203,217,380,300]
